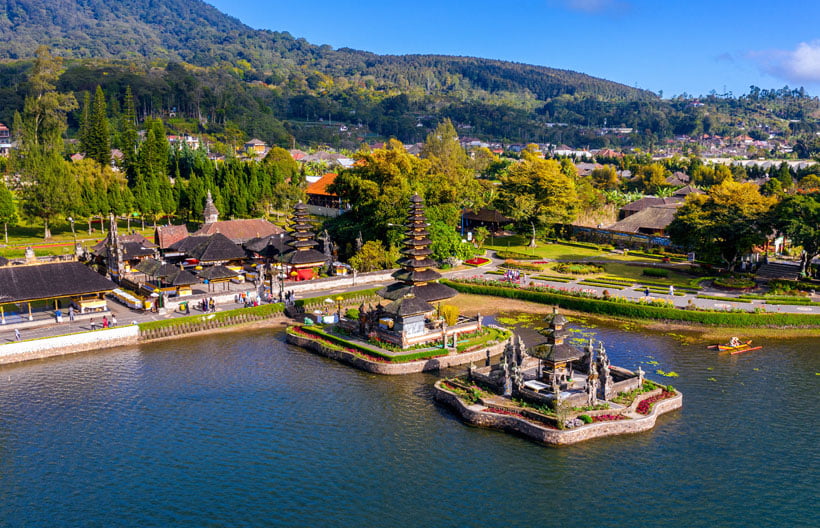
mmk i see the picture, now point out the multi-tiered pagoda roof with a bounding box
[281,202,327,267]
[377,194,457,307]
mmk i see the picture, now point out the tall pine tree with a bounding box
[86,85,111,166]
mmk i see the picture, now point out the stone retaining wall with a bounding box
[286,332,507,375]
[0,326,141,365]
[434,381,682,446]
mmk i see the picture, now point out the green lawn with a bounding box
[0,218,157,258]
[485,236,649,262]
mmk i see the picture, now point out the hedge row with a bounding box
[442,279,820,327]
[495,250,541,260]
[294,288,382,309]
[139,302,285,332]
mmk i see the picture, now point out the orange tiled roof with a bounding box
[192,219,284,244]
[306,173,338,197]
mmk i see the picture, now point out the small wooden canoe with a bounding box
[707,340,753,351]
[730,345,762,355]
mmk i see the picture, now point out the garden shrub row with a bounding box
[495,250,541,260]
[533,275,573,283]
[696,295,753,303]
[294,288,382,309]
[139,302,285,332]
[642,268,669,278]
[501,260,544,272]
[442,279,820,327]
[578,280,625,290]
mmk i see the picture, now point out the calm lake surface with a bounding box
[0,320,817,527]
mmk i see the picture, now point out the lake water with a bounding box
[0,321,817,527]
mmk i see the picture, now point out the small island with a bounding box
[434,308,682,446]
[286,194,511,374]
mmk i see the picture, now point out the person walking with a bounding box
[102,315,109,329]
[68,305,75,322]
[669,285,675,296]
[644,287,650,298]
[14,328,20,341]
[111,314,118,327]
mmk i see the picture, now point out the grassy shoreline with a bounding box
[447,293,820,341]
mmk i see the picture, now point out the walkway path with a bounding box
[2,253,817,345]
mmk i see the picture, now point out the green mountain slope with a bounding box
[0,0,653,103]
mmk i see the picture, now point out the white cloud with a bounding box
[750,41,820,84]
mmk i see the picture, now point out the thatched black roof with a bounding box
[185,233,246,262]
[164,268,199,286]
[0,262,116,304]
[463,207,513,225]
[243,233,292,258]
[135,258,180,278]
[382,295,434,316]
[282,248,327,265]
[169,236,210,253]
[198,265,239,281]
[377,282,456,302]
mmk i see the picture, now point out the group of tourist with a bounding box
[200,298,216,313]
[235,292,260,308]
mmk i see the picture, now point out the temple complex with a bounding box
[435,308,682,445]
[279,202,328,281]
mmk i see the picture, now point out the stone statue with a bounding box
[355,231,364,253]
[636,365,645,387]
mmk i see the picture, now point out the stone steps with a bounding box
[755,262,802,281]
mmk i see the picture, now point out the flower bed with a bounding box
[289,325,389,363]
[464,257,491,266]
[591,414,628,422]
[485,406,526,418]
[636,391,676,415]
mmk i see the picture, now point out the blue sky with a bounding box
[206,0,820,98]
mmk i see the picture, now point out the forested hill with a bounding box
[0,0,653,102]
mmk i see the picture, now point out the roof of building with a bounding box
[164,268,199,286]
[91,234,157,254]
[243,233,292,258]
[169,236,210,254]
[382,295,435,317]
[192,218,284,244]
[134,258,180,278]
[673,184,703,197]
[531,343,584,364]
[0,261,116,304]
[665,171,690,187]
[184,233,247,262]
[463,207,513,225]
[377,282,457,303]
[608,205,680,233]
[281,248,327,266]
[155,225,190,249]
[620,196,681,213]
[198,265,239,281]
[305,173,338,197]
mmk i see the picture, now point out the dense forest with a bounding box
[0,0,820,151]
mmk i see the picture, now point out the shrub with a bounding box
[642,267,669,278]
[440,304,459,326]
[502,260,544,272]
[495,250,540,260]
[579,414,593,424]
[552,262,604,275]
[713,276,756,289]
[345,308,360,320]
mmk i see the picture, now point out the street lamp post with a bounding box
[335,295,344,319]
[67,216,76,245]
